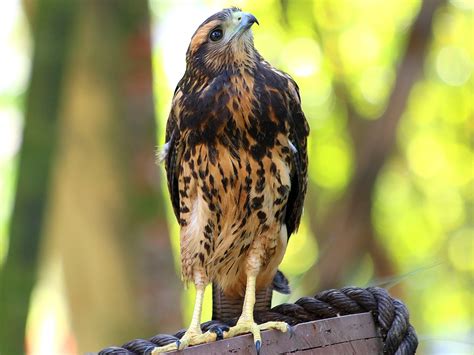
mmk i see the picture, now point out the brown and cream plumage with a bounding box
[154,7,309,354]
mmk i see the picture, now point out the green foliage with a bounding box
[149,0,472,353]
[0,0,471,353]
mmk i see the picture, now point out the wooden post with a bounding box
[165,313,382,355]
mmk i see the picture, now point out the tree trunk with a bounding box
[1,0,182,353]
[44,0,182,351]
[0,1,76,353]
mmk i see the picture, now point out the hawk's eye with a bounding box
[209,28,223,42]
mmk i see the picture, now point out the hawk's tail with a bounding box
[212,270,290,321]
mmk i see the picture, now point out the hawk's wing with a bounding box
[163,86,183,221]
[285,79,310,237]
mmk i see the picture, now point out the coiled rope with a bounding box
[99,286,418,355]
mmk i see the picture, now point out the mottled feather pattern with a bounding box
[162,8,309,297]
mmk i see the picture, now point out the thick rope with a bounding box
[99,286,418,355]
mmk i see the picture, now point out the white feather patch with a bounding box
[288,139,298,154]
[157,142,170,164]
[188,196,205,241]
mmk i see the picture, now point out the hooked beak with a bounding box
[232,11,259,35]
[240,12,259,30]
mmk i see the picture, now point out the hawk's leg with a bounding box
[152,281,217,354]
[224,261,289,353]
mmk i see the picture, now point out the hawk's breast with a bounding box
[175,64,298,295]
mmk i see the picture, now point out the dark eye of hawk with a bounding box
[209,28,223,42]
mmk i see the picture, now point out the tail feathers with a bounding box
[212,270,290,321]
[212,284,242,321]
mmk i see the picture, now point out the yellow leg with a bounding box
[224,274,289,353]
[152,285,217,354]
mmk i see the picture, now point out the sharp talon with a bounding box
[255,339,261,355]
[209,325,225,341]
[215,328,224,341]
[287,324,295,338]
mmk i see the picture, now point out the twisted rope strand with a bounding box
[99,286,418,355]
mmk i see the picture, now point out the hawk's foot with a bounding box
[224,320,290,354]
[151,328,217,354]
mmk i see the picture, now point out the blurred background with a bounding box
[0,0,472,354]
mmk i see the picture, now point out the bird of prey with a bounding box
[153,7,309,354]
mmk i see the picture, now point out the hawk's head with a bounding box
[186,7,259,75]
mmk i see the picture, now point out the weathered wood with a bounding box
[167,313,382,354]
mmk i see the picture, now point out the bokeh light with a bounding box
[0,0,472,354]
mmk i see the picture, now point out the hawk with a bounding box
[153,7,309,354]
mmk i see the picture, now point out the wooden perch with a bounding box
[165,313,382,355]
[99,287,417,354]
